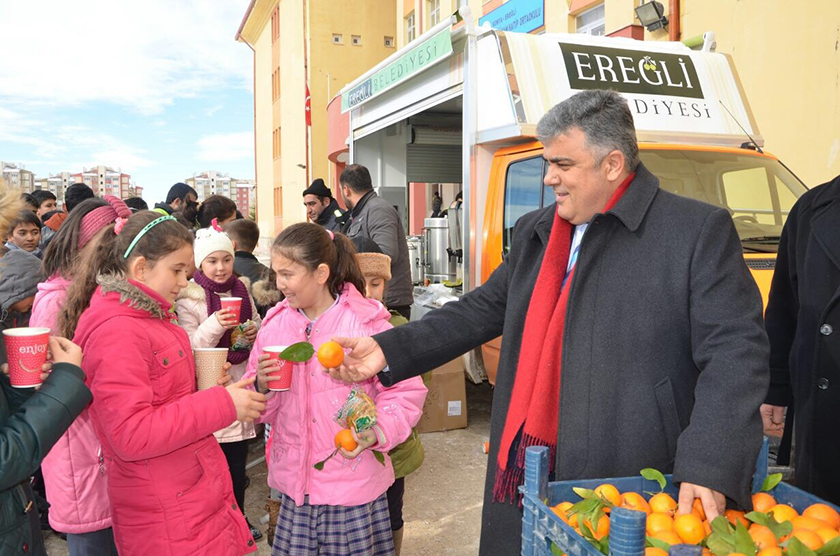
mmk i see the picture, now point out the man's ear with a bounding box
[604,150,627,182]
[231,239,239,251]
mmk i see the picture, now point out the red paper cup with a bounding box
[3,327,50,388]
[220,297,242,321]
[264,346,292,392]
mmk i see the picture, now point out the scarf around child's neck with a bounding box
[193,271,252,364]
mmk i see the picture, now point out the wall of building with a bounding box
[254,16,276,238]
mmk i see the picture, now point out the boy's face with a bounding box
[8,223,41,252]
[9,295,35,314]
[363,274,386,302]
[37,199,57,218]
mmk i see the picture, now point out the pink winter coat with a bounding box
[243,283,427,507]
[73,274,257,556]
[30,275,112,534]
[175,278,260,443]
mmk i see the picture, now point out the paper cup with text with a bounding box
[220,297,242,322]
[3,327,50,388]
[193,348,229,390]
[263,345,292,391]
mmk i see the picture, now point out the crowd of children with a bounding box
[0,185,428,556]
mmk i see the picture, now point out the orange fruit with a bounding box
[334,428,358,451]
[317,341,345,369]
[792,529,824,550]
[757,548,782,556]
[792,516,832,531]
[692,499,707,521]
[753,492,777,513]
[595,484,622,508]
[551,502,574,523]
[674,513,706,544]
[568,511,579,528]
[703,520,712,535]
[769,503,798,524]
[646,549,668,556]
[647,512,675,535]
[817,528,840,544]
[582,514,610,540]
[749,524,778,550]
[804,504,840,529]
[726,509,749,527]
[621,492,652,515]
[649,493,678,516]
[729,553,748,556]
[651,530,683,546]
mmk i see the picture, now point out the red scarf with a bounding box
[493,173,635,504]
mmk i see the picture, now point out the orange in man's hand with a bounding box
[317,341,345,369]
[334,429,358,451]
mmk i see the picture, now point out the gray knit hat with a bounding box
[0,250,44,313]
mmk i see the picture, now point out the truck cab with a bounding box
[480,142,807,384]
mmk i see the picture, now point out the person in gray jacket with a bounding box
[339,164,414,318]
[325,90,769,555]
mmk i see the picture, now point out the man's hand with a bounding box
[678,483,726,521]
[322,337,386,383]
[760,404,786,438]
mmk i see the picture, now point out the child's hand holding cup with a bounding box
[1,335,82,390]
[215,308,239,330]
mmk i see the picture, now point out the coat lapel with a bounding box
[811,190,840,272]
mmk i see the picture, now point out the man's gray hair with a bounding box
[536,90,640,171]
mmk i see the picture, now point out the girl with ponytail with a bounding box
[31,195,130,555]
[66,211,266,556]
[243,223,426,556]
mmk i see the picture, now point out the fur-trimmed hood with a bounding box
[251,276,282,308]
[176,276,251,303]
[95,273,171,320]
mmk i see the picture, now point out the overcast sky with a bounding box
[0,0,255,203]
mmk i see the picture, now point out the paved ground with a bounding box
[44,380,493,555]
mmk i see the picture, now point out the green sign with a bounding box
[341,27,453,112]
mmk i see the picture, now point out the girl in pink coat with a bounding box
[61,211,268,556]
[244,223,427,556]
[31,196,131,555]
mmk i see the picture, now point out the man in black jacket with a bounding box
[763,174,840,504]
[325,90,769,555]
[303,179,344,232]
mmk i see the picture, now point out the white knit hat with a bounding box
[194,225,234,267]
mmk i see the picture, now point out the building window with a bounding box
[332,33,343,44]
[351,35,361,46]
[273,127,282,159]
[384,36,395,47]
[271,6,280,44]
[429,0,441,26]
[406,12,416,43]
[576,4,605,36]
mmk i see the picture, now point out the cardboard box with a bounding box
[416,358,468,434]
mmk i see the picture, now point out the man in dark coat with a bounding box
[325,90,770,555]
[303,178,345,232]
[763,174,840,504]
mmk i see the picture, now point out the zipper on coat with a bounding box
[98,447,105,475]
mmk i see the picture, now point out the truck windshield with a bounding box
[638,149,807,253]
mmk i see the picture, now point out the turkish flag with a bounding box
[305,84,311,126]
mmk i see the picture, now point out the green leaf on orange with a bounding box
[640,468,667,491]
[761,473,783,492]
[280,342,315,362]
[816,536,840,556]
[733,520,758,556]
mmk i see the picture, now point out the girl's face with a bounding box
[9,223,41,252]
[200,250,234,284]
[129,243,193,304]
[271,252,329,310]
[363,275,386,302]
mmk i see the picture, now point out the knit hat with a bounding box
[0,250,45,313]
[356,253,391,281]
[78,195,132,248]
[302,178,332,199]
[194,221,234,267]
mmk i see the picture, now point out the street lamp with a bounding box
[635,1,668,32]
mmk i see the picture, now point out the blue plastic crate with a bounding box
[520,438,840,556]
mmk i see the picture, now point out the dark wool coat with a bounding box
[765,175,840,504]
[375,163,770,556]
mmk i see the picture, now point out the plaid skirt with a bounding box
[271,492,395,556]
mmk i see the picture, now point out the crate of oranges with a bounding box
[520,439,840,556]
